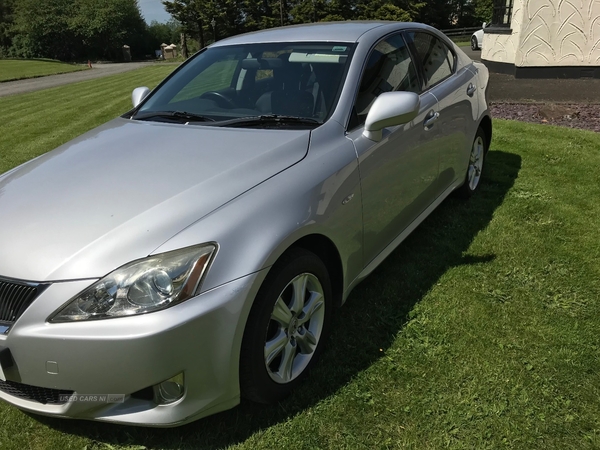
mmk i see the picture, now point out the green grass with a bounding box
[1,68,600,449]
[0,59,89,82]
[0,65,175,175]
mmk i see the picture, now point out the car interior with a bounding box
[164,50,349,122]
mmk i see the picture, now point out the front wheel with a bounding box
[457,127,487,198]
[240,248,332,404]
[471,36,478,51]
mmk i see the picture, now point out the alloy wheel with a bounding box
[468,135,485,190]
[264,272,325,384]
[471,36,478,51]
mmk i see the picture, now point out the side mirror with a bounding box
[482,22,487,28]
[363,91,420,141]
[132,86,151,108]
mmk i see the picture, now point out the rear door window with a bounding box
[407,32,455,89]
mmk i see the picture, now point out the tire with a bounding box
[240,248,333,404]
[456,127,487,198]
[471,36,478,51]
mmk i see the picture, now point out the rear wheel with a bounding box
[240,248,332,404]
[457,127,487,198]
[471,36,478,51]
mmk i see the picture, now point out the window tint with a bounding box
[408,32,455,88]
[353,34,419,125]
[171,58,238,103]
[137,42,355,124]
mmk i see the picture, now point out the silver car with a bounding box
[0,22,491,426]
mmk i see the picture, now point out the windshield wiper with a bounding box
[133,110,215,123]
[216,115,321,128]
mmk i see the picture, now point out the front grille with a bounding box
[0,278,46,327]
[0,380,73,405]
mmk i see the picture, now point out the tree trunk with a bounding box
[197,19,205,49]
[180,32,188,59]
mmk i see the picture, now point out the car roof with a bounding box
[211,21,424,46]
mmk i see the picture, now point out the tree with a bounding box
[11,0,78,59]
[0,0,15,55]
[289,0,422,24]
[163,0,206,48]
[473,0,493,25]
[72,0,148,59]
[163,0,243,48]
[9,0,148,60]
[147,20,180,47]
[418,0,487,29]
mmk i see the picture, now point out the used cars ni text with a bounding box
[0,21,491,426]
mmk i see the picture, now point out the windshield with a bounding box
[134,42,355,127]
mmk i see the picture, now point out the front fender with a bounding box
[154,120,363,302]
[151,121,363,396]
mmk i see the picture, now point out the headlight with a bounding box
[49,244,217,322]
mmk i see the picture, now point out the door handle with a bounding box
[423,111,439,130]
[467,83,477,97]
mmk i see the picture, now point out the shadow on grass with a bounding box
[32,149,521,449]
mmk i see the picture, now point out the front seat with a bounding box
[255,60,314,117]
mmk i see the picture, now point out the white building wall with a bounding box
[481,0,525,64]
[483,0,600,68]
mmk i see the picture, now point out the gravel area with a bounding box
[490,102,600,133]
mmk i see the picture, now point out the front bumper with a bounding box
[0,270,265,427]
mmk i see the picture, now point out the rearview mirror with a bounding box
[132,86,151,108]
[482,22,487,28]
[363,91,420,141]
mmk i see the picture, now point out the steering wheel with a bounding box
[199,91,236,109]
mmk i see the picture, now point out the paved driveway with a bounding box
[0,62,159,98]
[461,46,481,61]
[458,45,600,102]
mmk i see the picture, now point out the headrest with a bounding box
[241,58,284,70]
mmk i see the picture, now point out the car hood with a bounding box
[0,118,310,281]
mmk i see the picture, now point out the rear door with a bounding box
[406,31,475,188]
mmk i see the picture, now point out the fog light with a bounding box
[153,372,184,405]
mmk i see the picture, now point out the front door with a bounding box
[346,33,443,267]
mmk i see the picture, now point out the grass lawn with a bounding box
[1,67,600,449]
[0,59,88,82]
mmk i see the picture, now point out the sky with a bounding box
[138,0,172,24]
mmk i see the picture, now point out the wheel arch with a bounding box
[479,114,492,151]
[286,234,344,308]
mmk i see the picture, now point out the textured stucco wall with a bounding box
[483,0,600,67]
[481,0,524,64]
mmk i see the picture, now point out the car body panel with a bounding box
[430,66,477,187]
[348,92,440,265]
[155,120,364,295]
[0,119,309,282]
[0,21,491,426]
[471,29,484,50]
[0,270,268,426]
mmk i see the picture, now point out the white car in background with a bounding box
[471,23,487,50]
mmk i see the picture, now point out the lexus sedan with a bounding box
[0,21,491,426]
